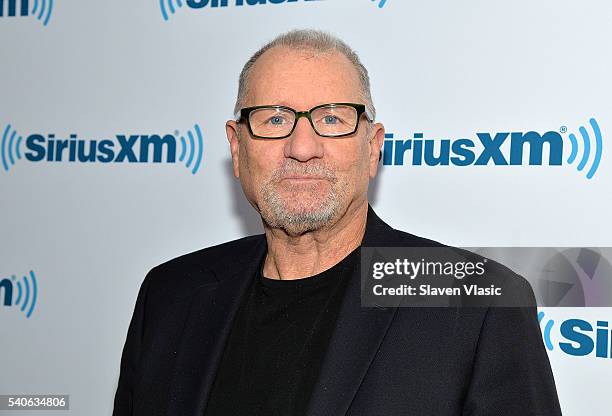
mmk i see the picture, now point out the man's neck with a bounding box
[262,200,368,280]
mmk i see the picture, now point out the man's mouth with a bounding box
[282,176,327,180]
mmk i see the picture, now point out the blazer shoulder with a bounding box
[392,228,446,247]
[375,222,446,248]
[144,233,265,295]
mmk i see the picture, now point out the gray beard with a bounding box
[259,163,347,235]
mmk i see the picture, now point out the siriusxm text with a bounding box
[382,131,563,166]
[25,134,176,163]
[558,319,611,358]
[186,0,308,8]
[0,278,12,306]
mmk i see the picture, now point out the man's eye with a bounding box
[323,115,339,124]
[268,116,286,125]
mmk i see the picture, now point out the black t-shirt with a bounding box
[204,247,359,416]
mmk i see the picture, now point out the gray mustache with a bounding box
[272,163,337,182]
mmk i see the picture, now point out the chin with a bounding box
[260,195,341,234]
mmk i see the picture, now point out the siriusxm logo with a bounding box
[1,123,204,175]
[538,312,611,359]
[0,271,38,318]
[0,0,54,26]
[161,0,319,21]
[382,117,603,179]
[160,0,386,21]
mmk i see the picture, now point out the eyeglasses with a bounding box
[235,103,374,139]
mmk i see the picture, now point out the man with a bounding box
[113,29,562,415]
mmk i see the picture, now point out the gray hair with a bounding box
[233,29,376,121]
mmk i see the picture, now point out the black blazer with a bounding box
[113,205,562,416]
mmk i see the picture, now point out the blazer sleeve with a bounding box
[461,302,563,415]
[112,268,154,416]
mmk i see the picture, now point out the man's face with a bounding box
[226,47,384,235]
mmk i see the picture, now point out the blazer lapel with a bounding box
[305,271,398,416]
[306,205,400,416]
[165,235,267,416]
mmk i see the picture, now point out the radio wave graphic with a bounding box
[566,118,603,179]
[10,271,38,318]
[178,123,204,175]
[160,0,183,21]
[31,0,54,26]
[1,124,24,173]
[538,311,555,351]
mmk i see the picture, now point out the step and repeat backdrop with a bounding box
[1,0,611,415]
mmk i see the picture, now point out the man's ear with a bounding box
[226,120,241,179]
[368,122,385,178]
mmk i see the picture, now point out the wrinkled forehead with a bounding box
[245,46,364,109]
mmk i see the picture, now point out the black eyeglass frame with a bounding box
[234,102,374,139]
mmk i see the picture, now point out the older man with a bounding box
[113,30,561,416]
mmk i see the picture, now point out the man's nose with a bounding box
[283,116,324,162]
